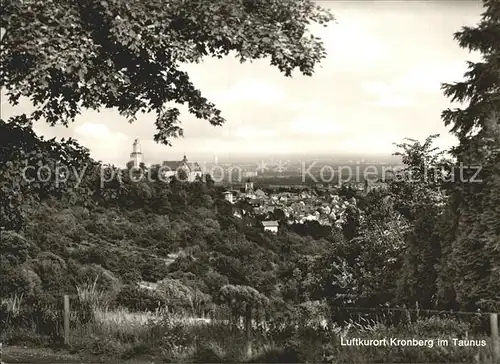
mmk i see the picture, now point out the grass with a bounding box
[1,294,23,315]
[1,345,163,363]
[1,285,497,363]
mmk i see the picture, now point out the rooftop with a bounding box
[162,159,202,171]
[262,221,279,227]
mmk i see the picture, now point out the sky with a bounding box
[1,0,484,166]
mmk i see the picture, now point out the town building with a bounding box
[242,171,258,178]
[128,140,203,183]
[161,155,203,182]
[223,191,234,204]
[245,179,254,193]
[254,189,267,198]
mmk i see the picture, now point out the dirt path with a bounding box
[1,346,157,364]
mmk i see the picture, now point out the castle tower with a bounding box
[130,139,143,168]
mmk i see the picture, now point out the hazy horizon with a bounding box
[141,152,403,169]
[1,0,483,166]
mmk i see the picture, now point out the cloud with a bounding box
[315,17,388,69]
[335,132,405,154]
[396,61,469,93]
[67,122,130,164]
[288,100,325,113]
[1,1,479,162]
[369,94,414,109]
[234,127,277,139]
[289,117,345,135]
[75,122,128,141]
[210,79,286,105]
[362,60,470,109]
[362,81,414,108]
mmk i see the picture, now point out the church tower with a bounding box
[245,178,254,193]
[363,179,369,195]
[130,139,143,168]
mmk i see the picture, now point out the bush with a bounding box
[0,231,38,265]
[121,342,156,360]
[1,291,64,345]
[409,315,470,337]
[115,285,166,311]
[70,335,125,357]
[247,346,303,363]
[328,317,488,364]
[0,263,40,297]
[140,258,169,282]
[190,344,226,363]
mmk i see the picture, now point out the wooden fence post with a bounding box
[491,313,499,364]
[404,305,411,324]
[63,295,70,346]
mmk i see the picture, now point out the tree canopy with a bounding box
[441,0,500,139]
[439,0,500,311]
[0,0,333,145]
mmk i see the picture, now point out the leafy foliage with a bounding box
[1,0,333,144]
[439,0,500,311]
[441,0,500,138]
[1,5,499,359]
[0,117,98,231]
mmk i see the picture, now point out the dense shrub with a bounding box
[115,285,166,312]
